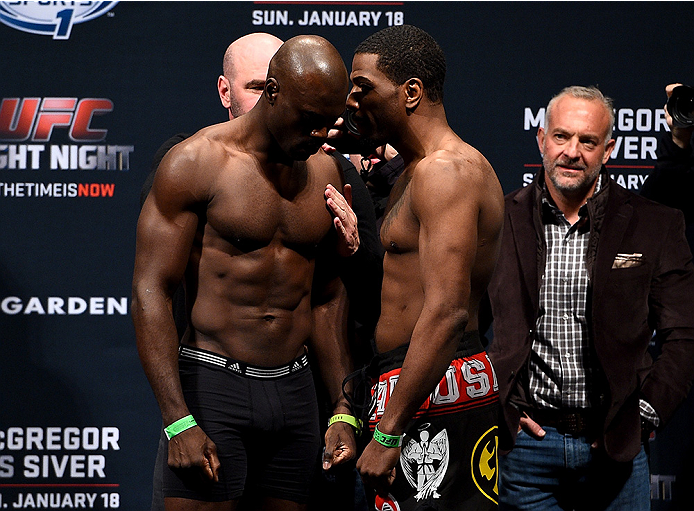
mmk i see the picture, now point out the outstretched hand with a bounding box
[167,426,220,482]
[325,183,360,257]
[322,421,357,470]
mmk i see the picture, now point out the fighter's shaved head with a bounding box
[268,35,348,96]
[259,35,349,161]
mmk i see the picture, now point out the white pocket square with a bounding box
[612,253,644,269]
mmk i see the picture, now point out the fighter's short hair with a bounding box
[356,25,446,104]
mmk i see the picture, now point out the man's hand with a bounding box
[664,83,694,149]
[357,439,398,497]
[519,412,546,439]
[520,413,601,448]
[322,422,357,470]
[167,426,220,482]
[327,115,347,143]
[325,183,360,257]
[322,115,360,154]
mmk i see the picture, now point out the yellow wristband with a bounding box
[327,414,362,435]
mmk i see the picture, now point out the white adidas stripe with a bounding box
[180,347,307,378]
[180,347,227,368]
[246,367,290,377]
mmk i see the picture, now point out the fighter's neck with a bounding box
[233,110,296,168]
[392,114,453,163]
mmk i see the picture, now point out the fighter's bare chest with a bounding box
[205,175,333,249]
[381,171,417,252]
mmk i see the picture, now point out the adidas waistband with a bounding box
[178,345,309,379]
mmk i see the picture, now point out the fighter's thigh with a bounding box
[249,370,321,501]
[164,361,252,500]
[151,429,168,511]
[395,405,499,510]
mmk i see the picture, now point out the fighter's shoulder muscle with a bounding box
[152,123,237,204]
[420,140,492,181]
[410,140,500,217]
[310,149,345,187]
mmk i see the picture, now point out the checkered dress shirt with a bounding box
[529,185,595,409]
[528,179,660,426]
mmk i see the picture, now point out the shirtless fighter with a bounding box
[345,26,505,510]
[132,36,356,511]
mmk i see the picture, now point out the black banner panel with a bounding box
[1,2,692,509]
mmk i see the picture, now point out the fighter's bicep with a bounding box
[134,199,198,291]
[411,162,480,303]
[134,152,204,290]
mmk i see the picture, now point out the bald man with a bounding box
[218,33,284,120]
[133,36,357,511]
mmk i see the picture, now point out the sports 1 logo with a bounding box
[0,2,118,39]
[0,98,114,142]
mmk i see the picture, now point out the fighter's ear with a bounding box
[404,78,424,110]
[265,78,279,104]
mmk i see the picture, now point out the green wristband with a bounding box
[373,424,402,448]
[164,415,197,440]
[328,414,362,435]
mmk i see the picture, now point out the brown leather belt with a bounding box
[524,408,601,436]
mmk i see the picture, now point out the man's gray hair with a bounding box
[545,85,615,143]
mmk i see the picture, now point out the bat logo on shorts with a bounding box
[471,426,499,504]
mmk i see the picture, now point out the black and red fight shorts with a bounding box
[368,331,500,511]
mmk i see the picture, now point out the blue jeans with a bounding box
[498,427,650,511]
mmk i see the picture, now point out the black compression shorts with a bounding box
[162,345,321,504]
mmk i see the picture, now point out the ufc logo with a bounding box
[0,98,114,142]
